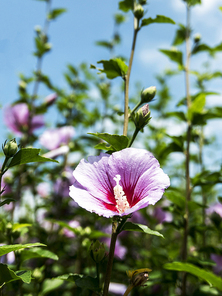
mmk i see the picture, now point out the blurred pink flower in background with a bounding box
[54,167,75,197]
[44,93,57,106]
[37,182,51,198]
[70,148,170,218]
[1,170,12,196]
[63,220,80,238]
[109,282,127,295]
[39,126,75,150]
[153,207,173,224]
[4,103,44,135]
[207,203,222,218]
[211,254,222,274]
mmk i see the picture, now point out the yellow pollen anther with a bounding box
[113,174,130,214]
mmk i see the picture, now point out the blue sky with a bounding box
[0,0,222,165]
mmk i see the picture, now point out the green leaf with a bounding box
[8,148,58,168]
[0,198,16,207]
[94,142,115,152]
[141,15,175,27]
[88,133,129,151]
[21,248,58,263]
[97,58,128,79]
[12,223,32,232]
[0,243,46,257]
[160,49,183,67]
[0,264,31,288]
[188,93,206,121]
[122,222,164,238]
[118,0,134,12]
[54,274,100,291]
[164,262,222,291]
[41,278,64,295]
[96,41,113,50]
[192,43,212,55]
[47,8,67,20]
[172,24,189,46]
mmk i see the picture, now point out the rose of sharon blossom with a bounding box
[69,148,170,218]
[207,203,222,218]
[39,126,75,150]
[4,103,44,135]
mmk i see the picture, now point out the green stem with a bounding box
[96,262,100,288]
[182,4,191,296]
[128,128,140,148]
[0,157,10,201]
[123,18,139,136]
[102,220,118,296]
[129,101,141,117]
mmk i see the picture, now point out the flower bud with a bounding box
[89,240,105,263]
[44,93,57,107]
[134,104,151,129]
[134,4,144,20]
[126,268,151,287]
[141,86,156,104]
[3,139,18,158]
[194,33,201,43]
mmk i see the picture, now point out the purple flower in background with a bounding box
[44,93,57,106]
[4,103,44,135]
[37,182,51,198]
[211,254,222,274]
[207,203,222,218]
[63,220,80,238]
[69,148,170,218]
[54,167,75,197]
[39,126,75,150]
[153,207,173,224]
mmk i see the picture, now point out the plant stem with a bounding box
[123,284,134,296]
[128,128,140,148]
[182,3,191,296]
[123,18,139,136]
[102,220,118,296]
[96,262,100,288]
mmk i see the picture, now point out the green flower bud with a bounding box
[89,240,105,263]
[134,104,151,129]
[3,139,18,158]
[141,86,156,104]
[134,4,144,20]
[194,33,201,43]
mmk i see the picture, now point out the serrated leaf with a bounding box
[54,274,99,291]
[96,41,113,50]
[164,262,222,291]
[122,222,164,238]
[88,133,129,151]
[48,8,67,20]
[0,264,31,288]
[172,24,189,46]
[160,49,183,66]
[21,248,58,263]
[0,243,46,257]
[8,148,58,168]
[192,43,212,55]
[141,15,175,27]
[0,198,16,207]
[97,58,128,79]
[55,273,82,283]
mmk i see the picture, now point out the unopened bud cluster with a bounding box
[126,268,151,288]
[134,104,151,130]
[3,139,18,158]
[89,240,105,263]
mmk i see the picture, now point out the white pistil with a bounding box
[113,174,130,214]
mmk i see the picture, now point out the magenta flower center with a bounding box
[113,175,130,214]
